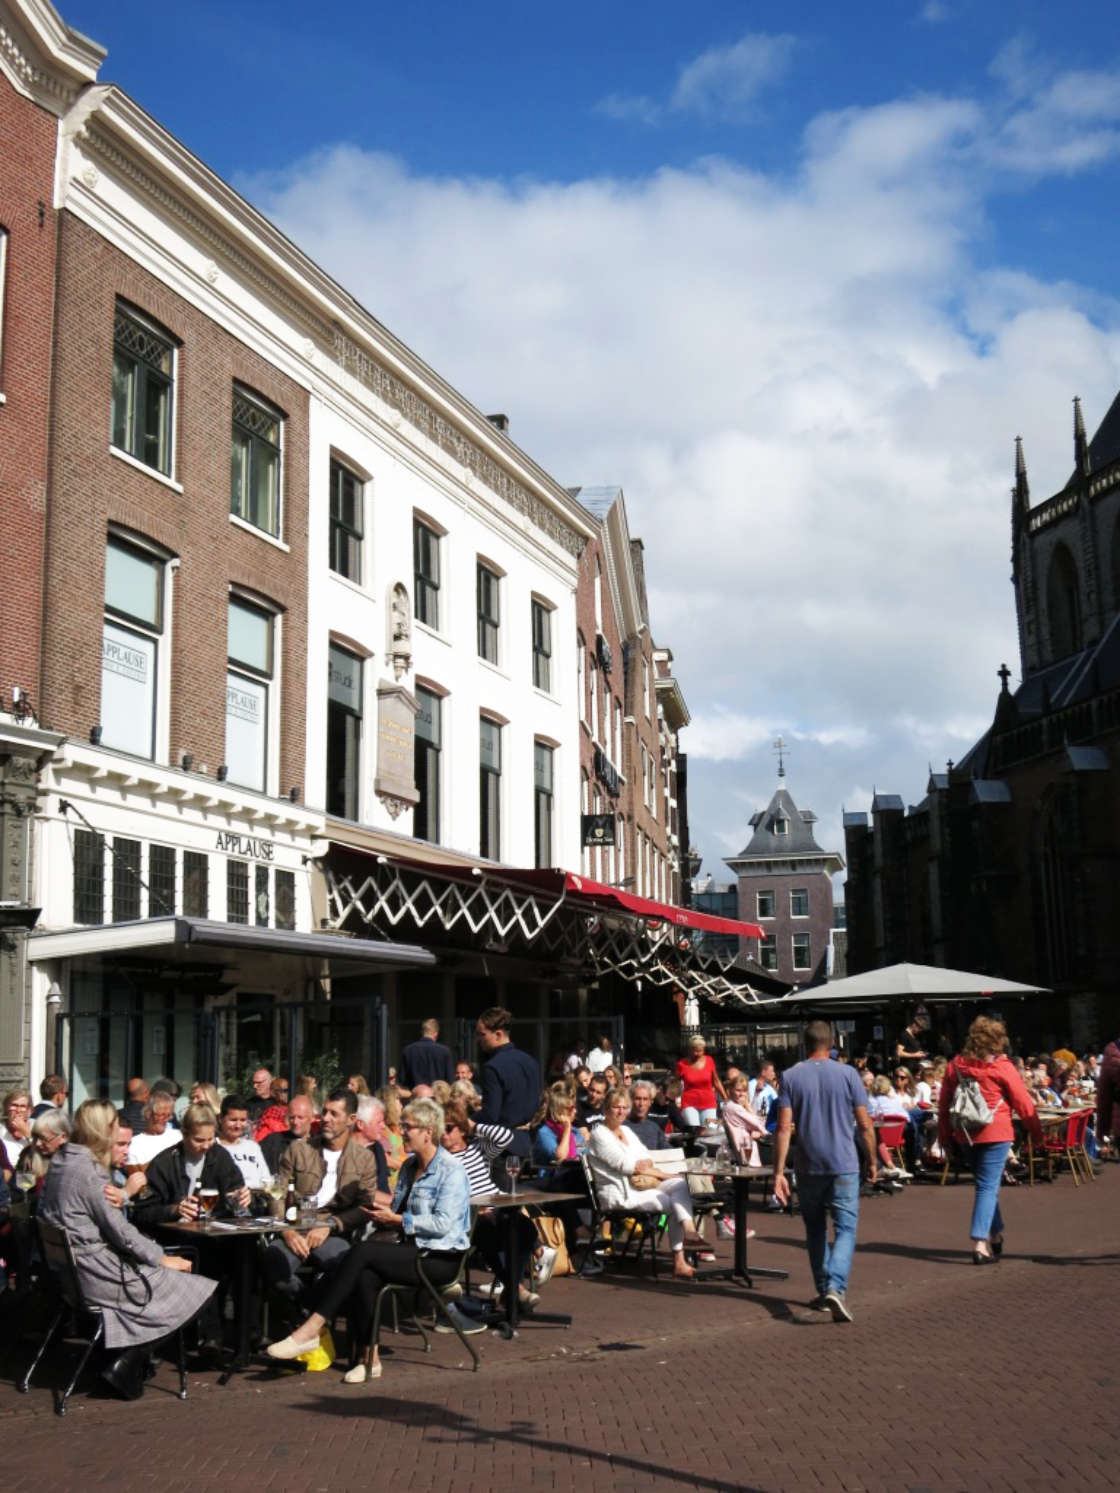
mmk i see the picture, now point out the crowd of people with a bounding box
[0,1007,1116,1396]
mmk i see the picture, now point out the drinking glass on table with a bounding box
[226,1188,250,1219]
[197,1188,219,1225]
[506,1155,522,1195]
[299,1194,319,1226]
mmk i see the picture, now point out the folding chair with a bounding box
[875,1120,908,1178]
[1031,1113,1091,1186]
[579,1154,660,1277]
[369,1248,480,1371]
[19,1218,188,1414]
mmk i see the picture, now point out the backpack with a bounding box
[948,1070,997,1136]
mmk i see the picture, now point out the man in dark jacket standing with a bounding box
[1097,1038,1120,1157]
[475,1006,541,1159]
[400,1018,455,1089]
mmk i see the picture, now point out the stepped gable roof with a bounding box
[732,785,825,859]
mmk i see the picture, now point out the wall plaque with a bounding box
[375,681,420,819]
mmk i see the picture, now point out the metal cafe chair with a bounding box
[19,1218,188,1414]
[578,1154,661,1277]
[368,1247,480,1371]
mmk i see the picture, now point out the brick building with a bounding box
[844,398,1120,1051]
[724,771,842,987]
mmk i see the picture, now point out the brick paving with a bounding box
[2,1167,1118,1493]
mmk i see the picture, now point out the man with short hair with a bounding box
[625,1081,668,1150]
[262,1088,381,1297]
[247,1068,273,1127]
[455,1060,475,1085]
[217,1095,272,1189]
[125,1094,180,1168]
[773,1021,877,1323]
[894,1018,928,1074]
[578,1074,609,1128]
[120,1077,149,1134]
[400,1018,455,1089]
[475,1007,541,1158]
[31,1075,68,1119]
[261,1094,316,1174]
[354,1095,390,1192]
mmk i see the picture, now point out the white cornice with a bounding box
[64,84,594,558]
[0,0,102,115]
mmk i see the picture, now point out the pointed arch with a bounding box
[1046,542,1081,660]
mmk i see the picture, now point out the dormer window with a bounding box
[774,817,789,836]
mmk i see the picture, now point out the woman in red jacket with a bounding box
[676,1035,727,1127]
[938,1016,1044,1264]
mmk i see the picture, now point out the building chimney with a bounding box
[487,413,509,434]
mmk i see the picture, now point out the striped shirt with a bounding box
[454,1122,513,1198]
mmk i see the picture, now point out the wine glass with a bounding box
[506,1155,522,1196]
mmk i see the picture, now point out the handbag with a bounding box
[629,1170,663,1191]
[948,1072,999,1137]
[531,1212,571,1276]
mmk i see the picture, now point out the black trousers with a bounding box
[472,1211,537,1279]
[311,1238,461,1350]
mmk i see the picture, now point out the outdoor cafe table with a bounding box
[470,1188,582,1339]
[687,1164,789,1288]
[160,1214,307,1383]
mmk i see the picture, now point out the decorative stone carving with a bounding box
[374,682,419,818]
[81,163,99,188]
[204,260,219,283]
[388,583,412,681]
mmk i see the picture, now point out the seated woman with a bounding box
[442,1099,540,1307]
[722,1075,768,1166]
[587,1086,704,1280]
[530,1082,590,1259]
[267,1097,471,1382]
[376,1085,407,1189]
[38,1099,214,1399]
[132,1102,248,1231]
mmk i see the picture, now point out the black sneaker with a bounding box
[824,1289,853,1323]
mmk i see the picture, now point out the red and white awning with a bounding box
[322,853,769,1007]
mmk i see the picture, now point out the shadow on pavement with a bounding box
[300,1391,768,1492]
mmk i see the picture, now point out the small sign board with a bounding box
[581,813,615,848]
[835,1019,856,1034]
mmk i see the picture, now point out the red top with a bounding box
[938,1052,1043,1146]
[677,1054,718,1112]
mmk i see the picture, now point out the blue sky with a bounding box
[62,1,1120,888]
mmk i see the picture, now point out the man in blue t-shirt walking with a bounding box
[773,1020,877,1322]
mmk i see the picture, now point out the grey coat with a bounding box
[38,1143,216,1349]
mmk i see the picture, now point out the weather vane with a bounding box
[773,735,787,779]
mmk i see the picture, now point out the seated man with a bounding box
[125,1093,180,1170]
[217,1094,273,1190]
[261,1088,381,1299]
[132,1102,248,1230]
[625,1081,669,1150]
[577,1074,609,1129]
[261,1094,316,1173]
[353,1096,390,1194]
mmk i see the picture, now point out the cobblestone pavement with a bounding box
[2,1166,1117,1493]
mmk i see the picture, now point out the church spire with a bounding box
[1014,435,1029,509]
[1074,396,1090,478]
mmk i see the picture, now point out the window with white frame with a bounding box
[790,887,809,917]
[326,642,363,819]
[111,302,175,477]
[577,635,588,722]
[534,741,554,869]
[647,749,656,816]
[231,385,282,537]
[594,559,603,633]
[757,889,775,919]
[774,816,789,836]
[479,717,501,859]
[642,653,651,717]
[0,226,8,387]
[580,771,590,874]
[613,699,622,764]
[329,458,363,581]
[641,743,650,806]
[414,686,442,842]
[101,532,168,759]
[477,563,500,664]
[414,518,441,629]
[760,934,777,971]
[226,596,274,791]
[532,600,552,691]
[792,932,811,970]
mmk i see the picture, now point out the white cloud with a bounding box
[669,33,797,121]
[920,2,950,22]
[594,92,661,127]
[239,56,1120,872]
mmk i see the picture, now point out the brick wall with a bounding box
[41,213,309,793]
[0,75,57,703]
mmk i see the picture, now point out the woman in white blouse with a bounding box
[587,1087,704,1280]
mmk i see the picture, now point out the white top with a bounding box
[914,1081,933,1106]
[314,1146,342,1208]
[219,1136,271,1189]
[587,1122,652,1210]
[587,1048,614,1074]
[126,1129,180,1167]
[0,1125,27,1169]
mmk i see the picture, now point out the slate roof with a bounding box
[567,485,622,523]
[729,785,832,860]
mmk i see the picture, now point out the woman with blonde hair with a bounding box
[188,1081,220,1112]
[676,1035,726,1127]
[376,1085,407,1188]
[938,1017,1044,1264]
[38,1099,215,1398]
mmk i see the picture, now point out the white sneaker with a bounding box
[715,1217,736,1239]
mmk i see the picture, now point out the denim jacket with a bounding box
[392,1144,471,1252]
